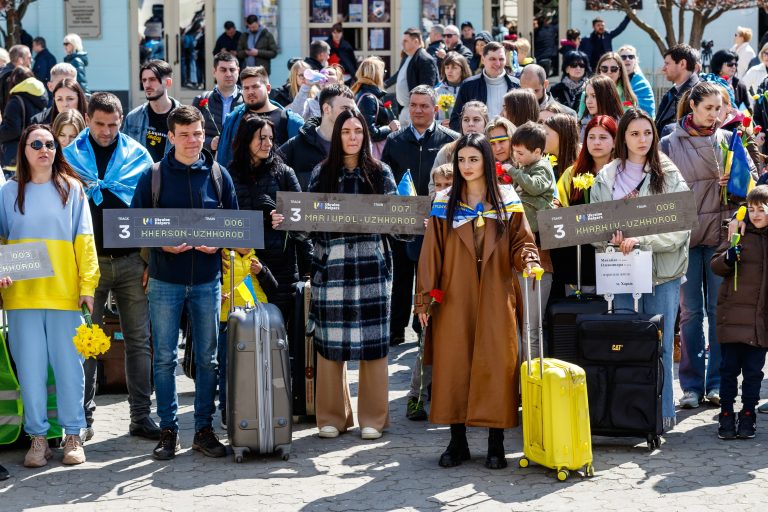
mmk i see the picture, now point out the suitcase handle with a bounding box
[522,266,545,379]
[229,250,236,313]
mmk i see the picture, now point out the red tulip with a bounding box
[383,101,393,109]
[755,125,763,134]
[199,98,209,108]
[622,101,633,107]
[743,116,752,127]
[502,174,512,184]
[495,161,504,176]
[429,289,444,303]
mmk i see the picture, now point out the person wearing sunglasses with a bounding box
[731,26,756,79]
[550,50,590,113]
[710,49,750,109]
[578,52,637,120]
[435,25,473,62]
[0,124,100,468]
[618,45,656,118]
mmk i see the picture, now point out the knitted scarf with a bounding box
[681,113,717,137]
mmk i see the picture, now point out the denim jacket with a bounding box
[122,97,182,156]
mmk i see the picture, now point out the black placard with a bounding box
[276,192,432,235]
[103,209,264,248]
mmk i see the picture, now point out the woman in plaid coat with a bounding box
[273,109,396,441]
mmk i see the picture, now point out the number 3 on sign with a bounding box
[553,224,565,239]
[290,208,301,222]
[118,224,131,239]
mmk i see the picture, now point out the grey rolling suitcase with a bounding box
[226,251,292,462]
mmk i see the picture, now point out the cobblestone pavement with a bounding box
[2,330,768,511]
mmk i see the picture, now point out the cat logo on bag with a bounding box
[611,344,623,352]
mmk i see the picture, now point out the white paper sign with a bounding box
[595,249,653,295]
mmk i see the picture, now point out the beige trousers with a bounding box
[315,354,390,432]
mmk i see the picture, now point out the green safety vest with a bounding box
[0,331,61,444]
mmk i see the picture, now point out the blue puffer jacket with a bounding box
[630,71,656,118]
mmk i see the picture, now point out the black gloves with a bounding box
[725,245,742,267]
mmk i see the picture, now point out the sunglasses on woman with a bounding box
[620,54,635,60]
[600,65,620,73]
[28,140,56,151]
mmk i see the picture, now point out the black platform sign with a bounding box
[537,191,697,250]
[0,242,54,281]
[276,192,432,235]
[103,209,264,248]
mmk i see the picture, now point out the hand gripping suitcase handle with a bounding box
[522,266,545,378]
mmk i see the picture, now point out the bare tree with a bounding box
[0,0,37,48]
[614,0,768,55]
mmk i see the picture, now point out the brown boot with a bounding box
[24,436,52,468]
[62,434,86,465]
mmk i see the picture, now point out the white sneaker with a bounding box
[360,427,382,440]
[318,426,340,438]
[679,391,702,409]
[706,389,721,406]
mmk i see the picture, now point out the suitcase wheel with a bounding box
[518,457,529,468]
[647,435,661,451]
[282,453,290,461]
[557,469,569,481]
[585,463,595,478]
[235,455,243,463]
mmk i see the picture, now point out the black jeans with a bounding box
[719,342,767,412]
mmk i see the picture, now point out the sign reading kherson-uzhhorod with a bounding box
[537,191,697,250]
[275,192,432,235]
[102,209,264,248]
[0,241,54,281]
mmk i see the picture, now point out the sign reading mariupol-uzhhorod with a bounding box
[0,241,54,281]
[537,191,697,250]
[102,209,264,248]
[276,192,432,235]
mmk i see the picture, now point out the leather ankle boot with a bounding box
[439,423,471,467]
[485,428,507,469]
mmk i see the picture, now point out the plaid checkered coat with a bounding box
[307,163,397,361]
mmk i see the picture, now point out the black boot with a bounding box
[438,424,471,467]
[485,428,507,469]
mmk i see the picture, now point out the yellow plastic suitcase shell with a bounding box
[520,357,594,480]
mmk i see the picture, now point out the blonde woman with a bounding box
[731,26,756,79]
[618,45,655,117]
[62,33,88,92]
[52,110,86,149]
[742,42,768,99]
[285,60,316,112]
[294,65,343,121]
[351,57,400,150]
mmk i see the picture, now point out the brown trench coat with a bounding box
[414,212,539,428]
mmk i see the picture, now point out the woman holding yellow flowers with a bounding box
[0,124,99,468]
[550,115,616,299]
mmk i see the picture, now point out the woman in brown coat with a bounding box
[415,133,539,470]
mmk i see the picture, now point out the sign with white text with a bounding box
[595,250,653,295]
[0,242,54,281]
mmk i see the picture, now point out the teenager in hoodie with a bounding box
[0,68,47,167]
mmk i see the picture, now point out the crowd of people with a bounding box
[1,14,768,482]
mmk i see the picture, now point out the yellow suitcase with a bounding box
[519,268,594,481]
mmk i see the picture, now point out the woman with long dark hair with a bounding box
[0,124,99,467]
[32,78,88,125]
[542,113,580,180]
[416,133,539,469]
[502,88,540,126]
[272,109,397,441]
[591,108,691,429]
[579,74,624,140]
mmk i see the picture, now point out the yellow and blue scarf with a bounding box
[430,184,524,228]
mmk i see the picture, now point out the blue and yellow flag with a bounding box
[725,128,754,199]
[430,185,525,228]
[397,169,417,196]
[236,275,258,305]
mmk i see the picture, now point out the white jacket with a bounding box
[731,42,757,79]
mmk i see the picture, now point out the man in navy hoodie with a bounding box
[131,105,239,461]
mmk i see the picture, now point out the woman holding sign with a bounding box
[0,124,100,467]
[415,133,539,469]
[272,109,397,441]
[590,108,691,429]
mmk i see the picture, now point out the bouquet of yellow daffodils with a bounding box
[72,304,111,358]
[436,94,455,116]
[572,173,595,203]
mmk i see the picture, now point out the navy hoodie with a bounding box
[131,148,239,285]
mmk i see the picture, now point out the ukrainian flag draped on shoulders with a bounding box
[430,184,525,228]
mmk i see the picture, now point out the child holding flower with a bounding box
[0,125,100,468]
[710,186,768,440]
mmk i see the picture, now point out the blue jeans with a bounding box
[614,278,680,427]
[217,321,227,412]
[148,278,221,432]
[8,309,86,436]
[679,245,722,396]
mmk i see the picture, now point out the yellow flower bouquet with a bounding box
[72,305,111,359]
[572,172,595,203]
[436,94,455,117]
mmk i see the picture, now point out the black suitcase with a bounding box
[576,311,664,450]
[290,280,316,421]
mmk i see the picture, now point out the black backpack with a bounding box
[150,161,224,208]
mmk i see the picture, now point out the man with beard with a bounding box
[123,59,181,162]
[215,65,303,167]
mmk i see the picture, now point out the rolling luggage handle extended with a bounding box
[603,245,642,312]
[523,266,545,379]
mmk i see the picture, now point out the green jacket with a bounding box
[590,155,691,286]
[509,156,555,232]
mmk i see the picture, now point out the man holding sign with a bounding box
[131,106,238,461]
[64,93,157,443]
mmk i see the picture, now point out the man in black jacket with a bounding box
[519,64,577,117]
[279,84,356,190]
[426,24,445,60]
[304,40,329,71]
[655,44,699,133]
[450,42,520,131]
[213,21,241,59]
[385,28,438,123]
[192,52,243,154]
[32,37,56,84]
[381,85,458,353]
[435,25,473,63]
[579,15,631,72]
